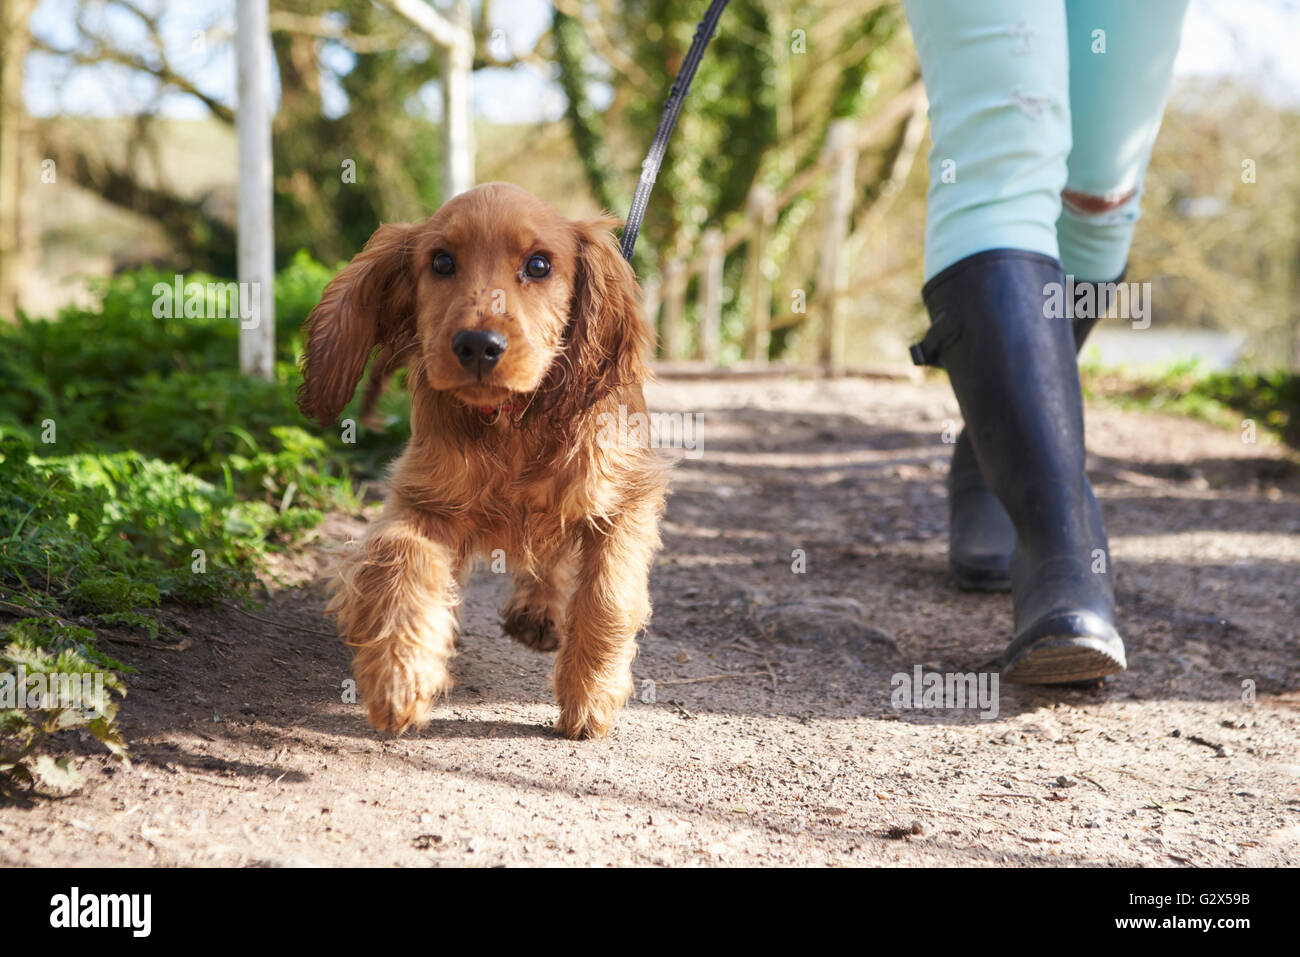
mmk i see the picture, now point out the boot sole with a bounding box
[1003,612,1127,685]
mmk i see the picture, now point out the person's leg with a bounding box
[951,0,1192,591]
[1058,0,1190,285]
[903,0,1124,681]
[903,0,1071,280]
[902,0,1073,589]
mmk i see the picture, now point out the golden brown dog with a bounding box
[298,182,667,740]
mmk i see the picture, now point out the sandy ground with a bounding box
[2,376,1297,867]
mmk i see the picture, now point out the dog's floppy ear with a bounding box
[535,215,653,421]
[297,223,417,426]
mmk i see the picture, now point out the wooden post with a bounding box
[660,259,687,360]
[697,227,724,364]
[818,119,855,374]
[743,185,775,363]
[236,0,276,380]
[641,275,662,352]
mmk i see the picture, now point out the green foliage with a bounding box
[270,5,445,267]
[69,573,160,615]
[618,0,781,272]
[1,431,253,632]
[1201,370,1299,446]
[0,253,407,794]
[828,5,904,119]
[0,618,128,795]
[1082,358,1300,447]
[553,8,626,217]
[556,2,913,356]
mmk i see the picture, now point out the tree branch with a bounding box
[266,12,410,54]
[42,43,234,124]
[380,0,470,52]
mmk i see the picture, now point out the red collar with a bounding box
[476,402,524,417]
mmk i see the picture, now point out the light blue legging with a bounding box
[902,0,1189,282]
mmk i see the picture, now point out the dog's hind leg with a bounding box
[502,549,575,653]
[553,496,661,740]
[330,508,460,734]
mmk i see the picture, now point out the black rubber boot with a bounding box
[911,249,1125,684]
[947,274,1120,592]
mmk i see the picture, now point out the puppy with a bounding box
[297,182,667,740]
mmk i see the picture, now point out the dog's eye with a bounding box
[432,252,456,276]
[524,254,551,279]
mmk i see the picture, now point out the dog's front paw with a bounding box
[352,641,453,734]
[554,671,633,740]
[502,606,561,652]
[554,699,619,740]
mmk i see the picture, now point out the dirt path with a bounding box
[3,377,1298,866]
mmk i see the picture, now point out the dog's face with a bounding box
[297,182,650,427]
[410,185,578,408]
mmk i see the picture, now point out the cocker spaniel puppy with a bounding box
[298,182,667,740]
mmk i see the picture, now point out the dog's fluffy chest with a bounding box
[391,427,630,550]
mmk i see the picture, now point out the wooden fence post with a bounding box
[641,275,661,351]
[743,185,775,363]
[660,259,687,360]
[818,118,856,374]
[697,227,724,364]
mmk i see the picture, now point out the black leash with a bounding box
[620,0,732,263]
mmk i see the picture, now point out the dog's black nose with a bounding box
[451,329,507,373]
